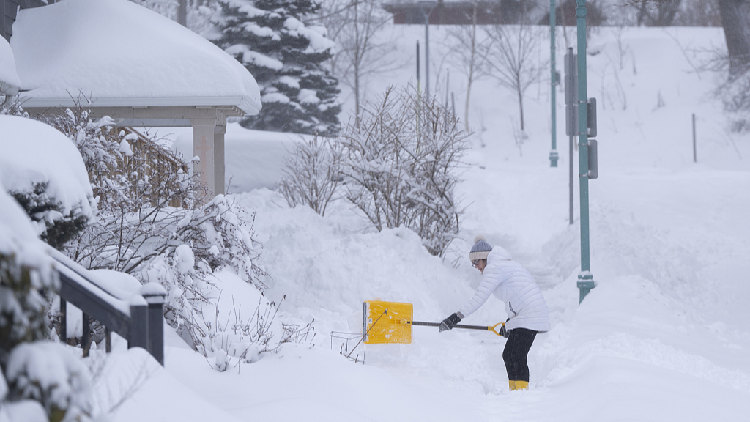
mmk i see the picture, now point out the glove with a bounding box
[439,313,462,332]
[499,325,509,338]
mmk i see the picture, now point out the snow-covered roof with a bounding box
[11,0,261,115]
[0,36,20,95]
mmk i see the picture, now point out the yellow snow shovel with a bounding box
[362,300,505,344]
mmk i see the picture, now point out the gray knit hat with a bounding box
[469,235,492,261]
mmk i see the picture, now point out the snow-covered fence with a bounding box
[49,249,167,365]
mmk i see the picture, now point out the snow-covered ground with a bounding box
[98,25,750,421]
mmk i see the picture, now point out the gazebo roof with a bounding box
[11,0,260,115]
[0,36,20,95]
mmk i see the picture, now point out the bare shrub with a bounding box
[279,135,343,217]
[337,85,469,256]
[192,294,315,372]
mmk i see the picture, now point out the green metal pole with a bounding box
[576,0,595,303]
[549,0,559,167]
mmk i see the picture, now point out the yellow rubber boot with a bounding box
[508,380,516,391]
[515,381,529,390]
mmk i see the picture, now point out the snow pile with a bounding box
[11,0,260,114]
[5,342,91,420]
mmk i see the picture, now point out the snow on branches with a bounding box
[281,85,469,257]
[214,0,341,136]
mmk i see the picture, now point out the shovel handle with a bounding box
[409,321,505,336]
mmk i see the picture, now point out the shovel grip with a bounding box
[409,321,484,330]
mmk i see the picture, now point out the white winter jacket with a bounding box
[459,248,551,332]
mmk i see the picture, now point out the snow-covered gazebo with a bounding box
[10,0,261,197]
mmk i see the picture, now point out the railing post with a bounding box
[82,312,91,358]
[141,283,167,366]
[60,298,67,344]
[128,297,149,353]
[105,326,112,353]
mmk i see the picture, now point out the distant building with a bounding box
[382,0,526,26]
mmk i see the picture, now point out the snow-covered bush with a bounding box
[9,183,89,251]
[278,135,343,216]
[336,86,469,256]
[139,204,313,371]
[0,189,92,422]
[4,342,91,422]
[188,287,314,372]
[0,114,96,251]
[36,98,131,207]
[135,195,266,315]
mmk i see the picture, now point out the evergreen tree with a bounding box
[214,0,341,136]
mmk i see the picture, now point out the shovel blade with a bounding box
[363,300,413,344]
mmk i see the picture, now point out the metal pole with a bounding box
[692,113,697,163]
[550,0,559,167]
[425,12,430,99]
[576,0,595,303]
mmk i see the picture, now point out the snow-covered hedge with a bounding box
[0,114,95,250]
[0,189,93,422]
[136,196,315,371]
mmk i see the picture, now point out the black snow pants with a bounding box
[502,327,538,382]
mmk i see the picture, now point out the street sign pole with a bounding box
[576,0,595,303]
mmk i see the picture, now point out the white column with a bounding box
[191,118,216,196]
[214,124,226,195]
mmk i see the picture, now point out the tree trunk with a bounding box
[719,0,750,75]
[518,88,525,131]
[178,0,188,27]
[464,6,477,132]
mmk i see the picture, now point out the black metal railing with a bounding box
[50,250,165,365]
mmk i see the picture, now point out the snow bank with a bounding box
[11,0,260,114]
[0,115,94,221]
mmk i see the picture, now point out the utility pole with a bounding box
[549,0,559,167]
[576,0,595,303]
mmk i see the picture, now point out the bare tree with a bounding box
[633,0,682,26]
[319,0,400,126]
[445,2,491,131]
[484,22,545,131]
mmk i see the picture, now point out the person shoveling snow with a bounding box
[439,235,551,391]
